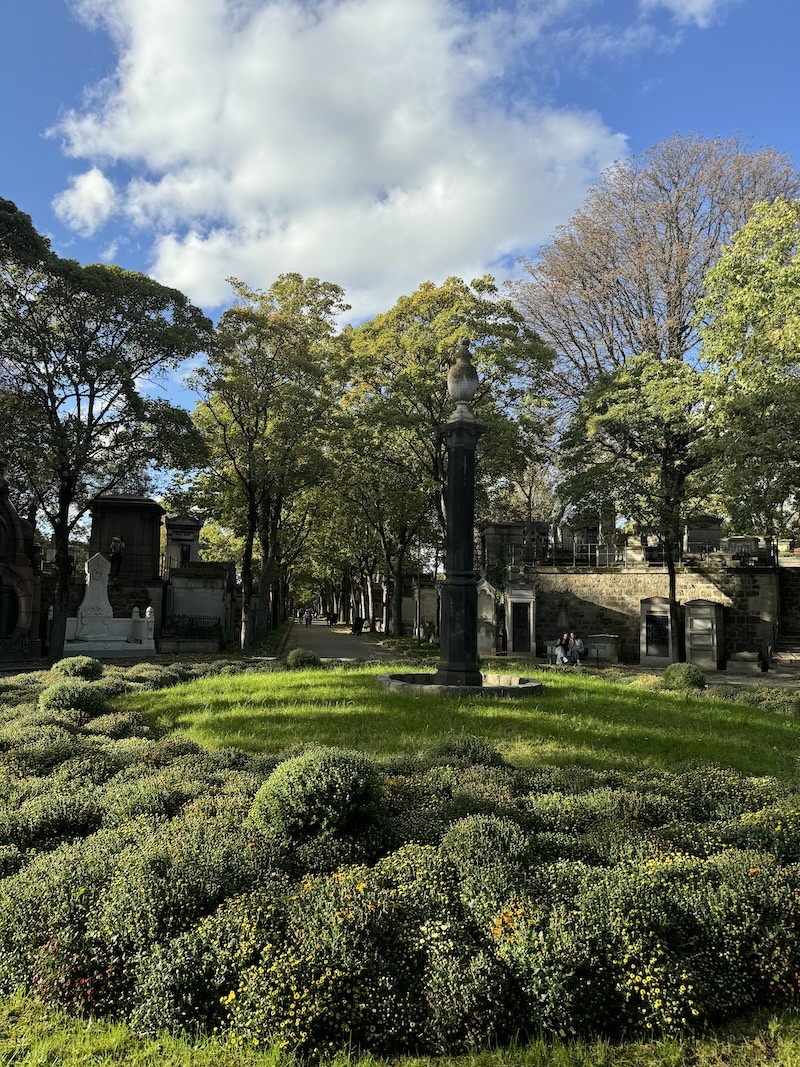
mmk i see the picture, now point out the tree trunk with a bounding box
[390,548,406,636]
[49,528,72,661]
[665,544,683,663]
[365,572,376,632]
[239,500,258,651]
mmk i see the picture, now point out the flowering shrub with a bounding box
[52,656,104,681]
[3,719,800,1057]
[83,711,152,739]
[130,882,288,1036]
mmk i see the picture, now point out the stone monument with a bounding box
[75,553,114,640]
[63,552,156,658]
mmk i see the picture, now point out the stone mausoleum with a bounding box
[0,472,42,661]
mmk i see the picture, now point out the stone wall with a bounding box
[534,564,778,662]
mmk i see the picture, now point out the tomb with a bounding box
[0,473,42,659]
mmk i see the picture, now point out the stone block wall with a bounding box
[534,565,778,662]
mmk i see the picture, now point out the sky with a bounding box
[1,0,798,336]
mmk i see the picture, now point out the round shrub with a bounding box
[251,747,383,843]
[663,662,706,691]
[38,681,108,719]
[0,724,84,776]
[91,815,271,959]
[285,647,322,669]
[92,675,134,698]
[123,665,186,690]
[424,734,505,768]
[52,656,103,681]
[83,712,152,740]
[440,814,529,870]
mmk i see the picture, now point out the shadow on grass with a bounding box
[120,667,800,779]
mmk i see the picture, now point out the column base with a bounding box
[432,666,483,687]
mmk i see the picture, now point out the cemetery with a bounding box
[3,135,800,1066]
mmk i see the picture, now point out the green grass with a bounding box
[120,663,800,779]
[4,996,800,1066]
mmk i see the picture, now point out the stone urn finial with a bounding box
[447,339,479,424]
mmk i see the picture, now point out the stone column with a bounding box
[434,340,485,686]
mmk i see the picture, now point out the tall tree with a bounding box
[561,353,716,652]
[513,134,800,404]
[347,276,553,538]
[193,274,347,650]
[698,197,800,537]
[0,200,211,659]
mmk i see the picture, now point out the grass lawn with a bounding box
[4,995,800,1066]
[121,662,800,779]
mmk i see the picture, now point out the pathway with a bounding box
[287,618,397,661]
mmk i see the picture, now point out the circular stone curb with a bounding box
[377,672,543,698]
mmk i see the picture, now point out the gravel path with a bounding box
[287,618,397,661]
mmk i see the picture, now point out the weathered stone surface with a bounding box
[534,566,778,661]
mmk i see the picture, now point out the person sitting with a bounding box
[569,631,585,666]
[554,632,569,665]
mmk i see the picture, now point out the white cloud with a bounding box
[52,166,117,235]
[639,0,736,29]
[58,0,629,315]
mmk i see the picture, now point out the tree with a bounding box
[0,200,211,659]
[698,197,800,538]
[562,354,716,654]
[193,274,347,650]
[513,134,800,405]
[347,276,552,537]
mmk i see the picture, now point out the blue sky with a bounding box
[1,0,797,331]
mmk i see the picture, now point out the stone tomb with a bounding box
[64,553,155,658]
[0,474,42,658]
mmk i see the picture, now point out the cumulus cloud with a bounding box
[639,0,736,28]
[57,0,631,316]
[52,166,117,235]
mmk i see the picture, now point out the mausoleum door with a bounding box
[0,585,19,639]
[512,602,531,653]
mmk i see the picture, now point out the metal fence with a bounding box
[161,614,223,638]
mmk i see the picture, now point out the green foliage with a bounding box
[52,656,104,681]
[130,884,288,1036]
[251,748,384,846]
[83,711,153,740]
[663,663,707,691]
[7,662,800,1060]
[124,664,189,690]
[38,680,108,719]
[424,734,506,768]
[285,647,322,669]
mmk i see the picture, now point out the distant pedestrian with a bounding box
[304,609,312,626]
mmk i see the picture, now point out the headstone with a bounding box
[75,554,114,639]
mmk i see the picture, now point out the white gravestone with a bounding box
[75,553,114,639]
